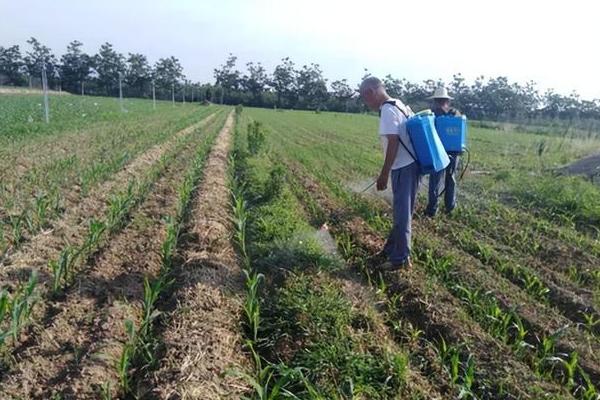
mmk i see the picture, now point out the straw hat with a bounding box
[427,87,454,100]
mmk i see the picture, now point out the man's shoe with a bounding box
[374,258,412,272]
[424,209,436,218]
[367,250,387,265]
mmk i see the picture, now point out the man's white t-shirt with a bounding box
[379,99,416,170]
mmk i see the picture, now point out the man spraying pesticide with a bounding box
[359,77,420,271]
[425,87,465,217]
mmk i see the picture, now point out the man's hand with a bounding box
[376,172,389,191]
[378,134,399,191]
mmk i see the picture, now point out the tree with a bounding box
[153,56,184,99]
[0,45,25,86]
[272,57,296,108]
[214,53,241,104]
[60,40,92,94]
[382,74,406,99]
[23,37,58,88]
[125,53,151,97]
[242,62,268,106]
[296,63,328,110]
[94,42,125,96]
[331,79,354,111]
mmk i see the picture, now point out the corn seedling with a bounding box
[117,319,137,394]
[6,271,39,344]
[459,355,476,399]
[48,246,76,293]
[522,273,550,301]
[512,316,532,357]
[140,277,163,338]
[450,350,461,384]
[160,217,178,272]
[231,191,250,266]
[176,176,194,221]
[575,367,599,400]
[486,303,514,343]
[474,241,493,264]
[562,352,579,389]
[567,266,585,286]
[406,322,424,344]
[9,213,24,248]
[107,181,136,232]
[243,270,264,342]
[82,218,106,255]
[534,331,561,377]
[580,311,600,334]
[33,191,51,230]
[229,341,302,400]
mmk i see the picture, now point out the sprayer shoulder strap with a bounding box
[381,100,417,162]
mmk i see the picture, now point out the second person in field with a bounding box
[425,87,462,216]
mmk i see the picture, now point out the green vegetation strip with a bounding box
[284,168,508,400]
[321,172,598,399]
[228,108,410,399]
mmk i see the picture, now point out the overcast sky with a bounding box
[2,0,599,99]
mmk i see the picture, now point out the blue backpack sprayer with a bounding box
[434,114,470,196]
[361,101,469,193]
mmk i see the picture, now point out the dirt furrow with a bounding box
[0,112,217,266]
[150,112,250,399]
[1,107,208,191]
[0,116,216,399]
[459,189,600,290]
[431,215,600,330]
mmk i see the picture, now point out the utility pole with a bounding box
[119,72,124,112]
[41,62,49,123]
[152,80,156,110]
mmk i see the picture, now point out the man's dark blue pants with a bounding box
[426,154,459,215]
[383,162,421,265]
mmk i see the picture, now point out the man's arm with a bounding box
[377,134,400,190]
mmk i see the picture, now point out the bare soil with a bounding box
[150,112,251,399]
[0,113,213,399]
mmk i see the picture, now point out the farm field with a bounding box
[1,94,600,399]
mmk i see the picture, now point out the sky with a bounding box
[2,0,599,99]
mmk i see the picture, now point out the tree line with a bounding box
[2,38,600,125]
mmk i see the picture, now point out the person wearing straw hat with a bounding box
[359,76,420,271]
[425,87,461,216]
